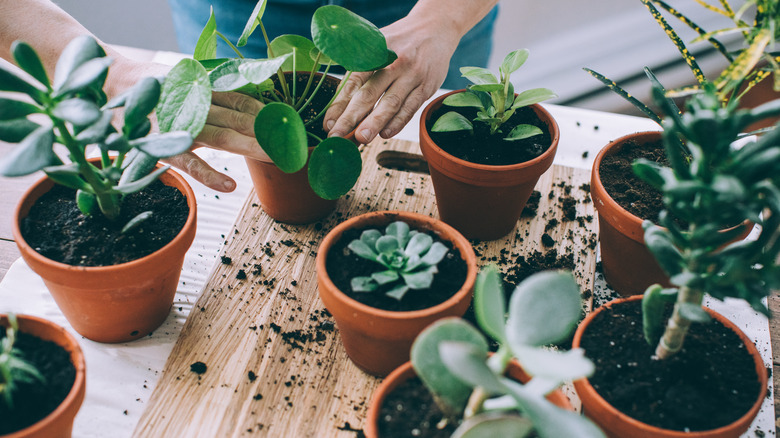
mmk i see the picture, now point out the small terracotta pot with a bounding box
[572,295,767,438]
[316,211,477,377]
[364,360,574,438]
[1,314,86,438]
[12,166,197,343]
[418,90,560,240]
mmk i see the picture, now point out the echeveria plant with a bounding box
[410,266,604,437]
[0,36,193,225]
[157,1,397,200]
[347,221,449,300]
[432,49,556,141]
[0,314,44,408]
[637,82,780,359]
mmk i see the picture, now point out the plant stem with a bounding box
[655,285,704,359]
[216,31,244,59]
[304,67,345,129]
[298,63,331,117]
[295,53,322,109]
[259,21,292,104]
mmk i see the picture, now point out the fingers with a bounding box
[212,91,265,117]
[194,124,270,162]
[323,71,376,138]
[163,152,237,193]
[205,103,257,138]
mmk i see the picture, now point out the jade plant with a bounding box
[635,82,780,359]
[0,314,43,408]
[347,221,449,300]
[157,1,397,200]
[0,36,193,225]
[431,49,556,141]
[409,266,604,437]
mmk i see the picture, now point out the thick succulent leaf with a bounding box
[123,77,161,128]
[210,59,251,92]
[350,276,378,292]
[360,229,382,249]
[513,346,594,382]
[307,136,362,200]
[102,132,130,154]
[511,88,556,109]
[74,111,113,144]
[0,61,47,99]
[420,242,449,266]
[385,284,410,300]
[56,57,112,97]
[431,111,473,133]
[130,131,192,158]
[114,165,169,194]
[311,5,395,72]
[0,96,40,121]
[642,221,684,277]
[0,118,40,143]
[254,103,307,173]
[375,235,400,254]
[347,239,378,260]
[411,318,488,416]
[0,126,57,176]
[443,92,485,108]
[385,221,410,247]
[121,211,153,234]
[404,233,433,257]
[505,271,581,348]
[402,266,437,290]
[238,55,290,84]
[193,6,218,60]
[53,35,105,90]
[641,285,678,346]
[505,125,543,141]
[632,159,673,190]
[11,41,50,88]
[452,412,533,438]
[500,49,530,77]
[439,341,504,394]
[474,265,507,344]
[52,98,101,126]
[44,163,90,191]
[460,66,498,85]
[237,0,268,47]
[371,270,399,286]
[157,58,211,137]
[269,35,317,72]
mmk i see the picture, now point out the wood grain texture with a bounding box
[129,137,588,437]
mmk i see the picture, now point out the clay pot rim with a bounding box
[315,210,477,320]
[11,162,197,272]
[1,313,86,437]
[419,89,561,172]
[572,295,768,437]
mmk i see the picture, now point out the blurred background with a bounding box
[44,0,771,115]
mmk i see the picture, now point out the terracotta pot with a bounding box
[316,211,477,377]
[364,360,574,438]
[246,72,358,224]
[418,90,560,240]
[1,314,86,438]
[572,295,767,438]
[12,166,197,343]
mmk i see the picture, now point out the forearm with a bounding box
[405,0,499,40]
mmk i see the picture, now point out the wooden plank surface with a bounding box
[134,138,598,437]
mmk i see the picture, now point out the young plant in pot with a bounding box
[365,266,605,438]
[0,36,197,343]
[157,1,396,224]
[1,313,86,437]
[315,211,477,377]
[573,82,780,437]
[418,49,559,240]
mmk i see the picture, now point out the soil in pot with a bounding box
[20,180,188,266]
[324,226,468,312]
[425,104,552,165]
[0,327,76,434]
[579,299,761,432]
[376,375,459,438]
[265,72,337,147]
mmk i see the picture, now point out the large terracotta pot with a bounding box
[572,295,767,438]
[316,211,477,377]
[1,314,86,438]
[12,167,197,343]
[418,90,560,240]
[364,360,574,438]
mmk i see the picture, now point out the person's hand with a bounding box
[323,14,461,144]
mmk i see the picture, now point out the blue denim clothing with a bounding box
[166,0,498,89]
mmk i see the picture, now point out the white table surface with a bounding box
[0,64,773,437]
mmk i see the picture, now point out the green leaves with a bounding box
[505,125,543,141]
[0,61,46,99]
[11,41,50,89]
[431,111,473,133]
[451,413,533,438]
[308,136,362,200]
[130,132,193,158]
[209,59,251,92]
[474,265,507,344]
[254,102,308,173]
[238,0,268,47]
[238,55,290,84]
[157,58,211,138]
[52,98,101,126]
[0,126,57,177]
[442,92,483,108]
[460,67,498,85]
[499,50,529,78]
[0,97,40,121]
[269,35,317,72]
[311,5,397,72]
[512,88,557,110]
[193,6,218,60]
[53,35,106,90]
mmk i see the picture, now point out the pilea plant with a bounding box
[157,1,397,200]
[409,266,604,437]
[347,221,449,300]
[636,82,780,359]
[431,49,556,141]
[0,36,193,225]
[0,314,43,408]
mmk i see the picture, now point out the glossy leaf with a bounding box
[44,163,90,191]
[511,88,557,109]
[210,59,250,92]
[311,5,396,72]
[432,111,473,133]
[53,35,105,90]
[52,98,101,127]
[309,47,334,66]
[76,190,98,215]
[237,0,268,47]
[0,61,46,98]
[499,49,529,77]
[308,136,362,200]
[505,125,542,141]
[0,118,40,143]
[74,111,113,144]
[443,92,484,108]
[193,7,218,60]
[239,55,290,84]
[254,102,307,173]
[56,57,112,96]
[199,58,230,71]
[474,265,507,344]
[0,96,40,121]
[11,41,50,88]
[157,58,211,137]
[115,165,169,194]
[0,126,57,177]
[123,77,161,128]
[460,66,498,85]
[130,131,192,158]
[269,35,317,72]
[470,84,504,93]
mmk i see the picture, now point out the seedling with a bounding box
[431,49,556,142]
[0,315,44,408]
[409,266,604,437]
[0,36,193,225]
[348,221,449,300]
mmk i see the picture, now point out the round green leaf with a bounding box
[11,41,50,89]
[254,102,307,173]
[157,58,211,137]
[269,35,317,72]
[311,5,395,72]
[308,136,362,200]
[432,111,473,133]
[0,96,40,121]
[210,59,251,92]
[309,47,334,66]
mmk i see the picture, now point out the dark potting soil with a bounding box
[325,227,468,312]
[580,299,761,432]
[267,72,337,147]
[377,376,459,438]
[21,180,188,266]
[0,327,76,434]
[426,104,552,165]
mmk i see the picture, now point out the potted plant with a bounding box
[0,36,197,343]
[315,211,477,376]
[365,266,605,438]
[418,49,559,240]
[157,1,396,224]
[573,81,780,436]
[1,313,86,438]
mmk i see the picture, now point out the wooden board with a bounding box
[134,138,598,437]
